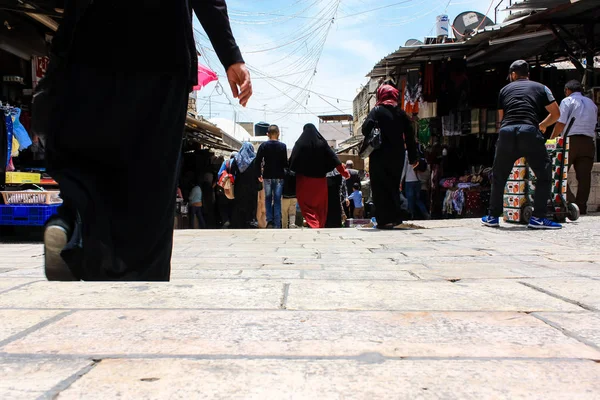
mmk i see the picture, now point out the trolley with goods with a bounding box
[503,118,580,224]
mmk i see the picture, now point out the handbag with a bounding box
[217,160,235,200]
[31,1,91,138]
[359,120,382,159]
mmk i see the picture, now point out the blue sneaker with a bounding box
[481,216,500,227]
[528,217,562,230]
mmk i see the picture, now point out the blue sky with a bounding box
[193,0,507,146]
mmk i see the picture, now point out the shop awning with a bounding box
[335,136,363,154]
[368,1,600,78]
[184,115,242,152]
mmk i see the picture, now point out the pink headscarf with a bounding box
[376,84,399,107]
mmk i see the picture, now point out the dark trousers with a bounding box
[405,181,430,219]
[201,181,216,228]
[217,192,233,226]
[47,64,188,281]
[370,150,406,226]
[189,206,206,229]
[567,135,595,214]
[489,124,552,219]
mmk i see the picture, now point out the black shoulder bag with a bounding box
[359,106,382,159]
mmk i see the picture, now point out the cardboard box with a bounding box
[514,157,527,167]
[503,207,522,223]
[4,172,41,184]
[509,167,527,181]
[505,181,527,194]
[503,194,528,208]
[552,180,568,194]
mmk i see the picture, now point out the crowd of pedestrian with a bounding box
[38,0,596,283]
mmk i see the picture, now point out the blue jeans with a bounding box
[264,179,284,228]
[405,181,429,219]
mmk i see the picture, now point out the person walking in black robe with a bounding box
[42,0,252,281]
[231,143,260,229]
[289,124,350,229]
[361,84,418,229]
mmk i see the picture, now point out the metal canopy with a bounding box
[367,1,600,78]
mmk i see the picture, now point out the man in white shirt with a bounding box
[552,80,599,214]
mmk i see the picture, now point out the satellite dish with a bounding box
[453,11,494,39]
[405,39,424,47]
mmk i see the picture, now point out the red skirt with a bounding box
[296,175,328,229]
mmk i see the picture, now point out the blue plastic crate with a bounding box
[0,204,60,226]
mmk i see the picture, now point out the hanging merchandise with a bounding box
[4,113,14,167]
[12,108,33,150]
[418,102,437,119]
[422,63,436,102]
[418,119,431,145]
[404,70,422,114]
[11,136,19,157]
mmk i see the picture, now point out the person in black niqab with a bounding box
[290,124,349,228]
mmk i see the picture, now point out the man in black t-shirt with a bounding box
[482,60,562,230]
[255,125,288,228]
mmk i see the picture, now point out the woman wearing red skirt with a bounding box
[289,124,349,228]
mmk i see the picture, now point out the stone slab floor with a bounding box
[1,217,600,399]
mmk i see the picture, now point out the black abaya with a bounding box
[326,174,344,228]
[362,105,417,226]
[231,159,259,229]
[47,65,188,281]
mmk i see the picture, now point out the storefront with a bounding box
[175,115,241,229]
[362,0,600,219]
[0,6,60,227]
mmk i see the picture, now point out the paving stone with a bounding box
[416,264,573,280]
[0,278,42,293]
[57,359,600,400]
[261,264,322,270]
[286,280,582,312]
[540,262,600,277]
[535,312,600,349]
[0,310,65,342]
[546,253,600,263]
[170,269,302,280]
[324,263,429,272]
[303,270,418,281]
[0,280,284,310]
[0,358,92,399]
[522,278,600,310]
[0,268,45,278]
[4,311,599,359]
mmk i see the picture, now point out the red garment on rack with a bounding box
[423,63,436,102]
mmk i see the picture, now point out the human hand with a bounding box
[258,176,264,183]
[227,63,252,107]
[411,160,420,170]
[539,123,547,134]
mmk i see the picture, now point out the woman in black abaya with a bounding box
[362,84,418,229]
[290,124,349,228]
[231,142,260,229]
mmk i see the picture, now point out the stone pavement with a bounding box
[1,217,600,399]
